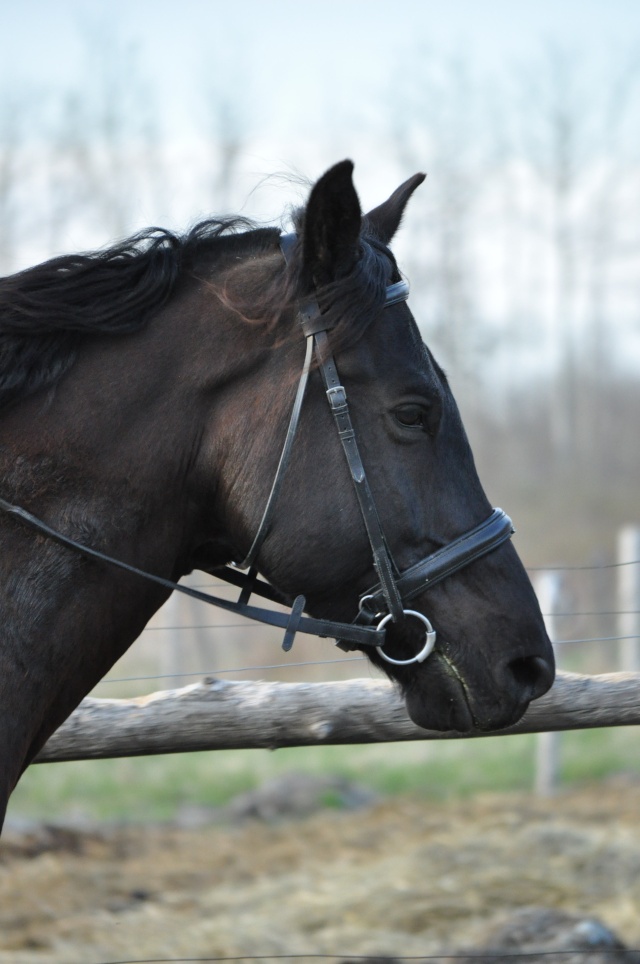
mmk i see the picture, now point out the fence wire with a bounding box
[528,559,640,571]
[90,948,640,964]
[96,632,640,689]
[31,557,640,963]
[91,554,639,691]
[95,628,640,689]
[189,555,640,595]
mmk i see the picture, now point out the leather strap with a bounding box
[357,508,514,623]
[0,496,385,649]
[313,328,404,623]
[233,334,313,569]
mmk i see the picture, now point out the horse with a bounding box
[0,161,554,830]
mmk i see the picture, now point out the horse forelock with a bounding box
[268,210,397,354]
[321,232,399,353]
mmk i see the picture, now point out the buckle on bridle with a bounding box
[326,385,347,409]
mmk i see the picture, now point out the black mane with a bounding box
[0,211,394,414]
[0,218,275,412]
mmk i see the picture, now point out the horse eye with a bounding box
[394,404,427,429]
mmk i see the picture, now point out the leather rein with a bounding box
[0,234,514,665]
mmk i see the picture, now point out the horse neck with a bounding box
[0,262,285,598]
[0,249,298,796]
[0,280,256,779]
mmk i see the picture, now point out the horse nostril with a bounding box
[506,654,555,701]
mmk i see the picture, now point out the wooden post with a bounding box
[534,571,562,796]
[618,525,640,673]
[33,671,640,764]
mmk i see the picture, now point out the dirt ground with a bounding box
[1,778,640,964]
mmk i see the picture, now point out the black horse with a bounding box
[0,161,554,829]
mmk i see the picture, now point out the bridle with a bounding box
[0,234,514,666]
[233,233,514,664]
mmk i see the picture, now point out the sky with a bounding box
[1,0,638,233]
[1,1,638,170]
[1,0,639,375]
[2,1,636,83]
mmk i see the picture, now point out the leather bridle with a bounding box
[0,234,514,666]
[240,233,515,664]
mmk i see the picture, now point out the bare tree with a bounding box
[41,28,164,249]
[386,53,494,417]
[206,96,245,213]
[513,45,640,468]
[0,97,27,273]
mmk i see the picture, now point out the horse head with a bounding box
[209,161,555,733]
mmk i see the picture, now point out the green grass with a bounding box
[6,726,640,825]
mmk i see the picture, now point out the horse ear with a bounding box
[301,160,362,288]
[364,173,427,244]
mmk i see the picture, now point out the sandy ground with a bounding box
[1,778,640,964]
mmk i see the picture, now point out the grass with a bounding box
[6,726,640,825]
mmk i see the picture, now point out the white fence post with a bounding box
[617,525,640,673]
[534,570,562,797]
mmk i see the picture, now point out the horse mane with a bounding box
[0,218,275,413]
[0,208,396,414]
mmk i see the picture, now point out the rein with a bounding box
[0,494,385,651]
[0,234,514,664]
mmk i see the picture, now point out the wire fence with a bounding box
[21,546,640,964]
[92,553,640,694]
[79,948,640,963]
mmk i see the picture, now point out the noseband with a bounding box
[0,234,514,666]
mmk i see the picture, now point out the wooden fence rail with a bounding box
[35,670,640,763]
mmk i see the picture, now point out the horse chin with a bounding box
[402,658,475,733]
[401,651,531,734]
[404,680,475,733]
